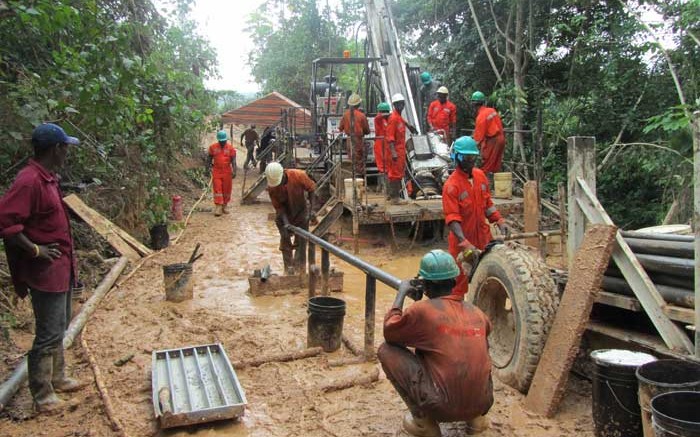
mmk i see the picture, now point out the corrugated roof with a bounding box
[221,91,312,132]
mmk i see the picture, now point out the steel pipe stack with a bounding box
[604,231,695,309]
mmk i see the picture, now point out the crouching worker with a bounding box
[378,249,493,436]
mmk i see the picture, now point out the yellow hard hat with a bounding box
[437,86,449,94]
[348,93,362,106]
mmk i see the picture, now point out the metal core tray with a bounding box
[152,343,247,428]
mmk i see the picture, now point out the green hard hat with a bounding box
[377,102,391,113]
[471,91,486,102]
[452,136,480,157]
[420,71,432,85]
[216,130,227,141]
[419,250,460,281]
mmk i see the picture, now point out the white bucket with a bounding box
[343,178,365,202]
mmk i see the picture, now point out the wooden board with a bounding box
[524,224,617,417]
[63,194,143,261]
[523,181,540,248]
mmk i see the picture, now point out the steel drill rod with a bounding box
[635,253,694,277]
[624,237,694,259]
[287,225,401,290]
[620,231,694,243]
[606,266,693,290]
[602,275,695,308]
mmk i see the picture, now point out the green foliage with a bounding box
[215,90,251,114]
[0,0,217,228]
[143,180,170,226]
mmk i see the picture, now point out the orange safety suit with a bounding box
[208,141,236,206]
[473,106,506,174]
[373,113,389,173]
[267,169,316,269]
[442,167,503,297]
[384,109,408,181]
[427,99,457,145]
[339,108,370,176]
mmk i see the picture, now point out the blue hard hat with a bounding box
[450,136,479,162]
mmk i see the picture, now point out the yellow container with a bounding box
[343,178,365,202]
[494,172,512,199]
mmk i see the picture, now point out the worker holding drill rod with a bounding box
[378,249,493,437]
[265,162,316,274]
[442,136,508,297]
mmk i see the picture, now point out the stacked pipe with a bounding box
[603,231,695,309]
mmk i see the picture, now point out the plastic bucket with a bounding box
[651,391,700,437]
[636,360,700,437]
[493,172,512,199]
[343,178,365,202]
[590,349,657,437]
[307,296,346,352]
[163,263,193,302]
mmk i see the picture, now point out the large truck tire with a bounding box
[468,243,559,393]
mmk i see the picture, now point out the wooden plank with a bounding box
[523,181,539,248]
[63,194,151,256]
[597,291,642,312]
[566,136,596,270]
[524,224,617,417]
[63,194,141,262]
[575,177,694,354]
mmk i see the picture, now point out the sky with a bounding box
[188,0,266,94]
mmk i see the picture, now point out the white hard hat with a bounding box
[348,93,361,106]
[265,162,284,187]
[391,93,405,103]
[437,86,449,94]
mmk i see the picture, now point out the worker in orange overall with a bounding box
[442,136,507,297]
[339,93,370,176]
[265,162,316,274]
[427,86,457,145]
[208,130,237,216]
[373,102,391,194]
[471,91,506,176]
[385,93,418,205]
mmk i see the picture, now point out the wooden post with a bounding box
[307,242,316,297]
[693,111,700,358]
[321,248,330,296]
[558,182,568,257]
[364,275,376,360]
[567,136,596,270]
[524,181,540,248]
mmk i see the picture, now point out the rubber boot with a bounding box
[52,347,87,393]
[465,415,490,435]
[28,350,77,414]
[402,411,442,437]
[282,249,294,275]
[222,204,230,214]
[389,181,407,205]
[214,204,222,216]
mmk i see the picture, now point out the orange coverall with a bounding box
[473,106,506,174]
[208,141,236,206]
[384,109,408,181]
[339,108,370,175]
[427,99,457,144]
[373,113,389,173]
[442,167,503,297]
[267,169,316,269]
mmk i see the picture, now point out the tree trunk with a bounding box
[513,0,528,178]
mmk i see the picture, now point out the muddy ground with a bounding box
[0,141,595,437]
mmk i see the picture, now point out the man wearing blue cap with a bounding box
[0,123,86,413]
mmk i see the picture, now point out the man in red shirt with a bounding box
[378,249,493,436]
[373,102,391,194]
[385,93,417,204]
[0,123,86,413]
[339,93,371,177]
[208,130,237,216]
[442,136,507,297]
[265,162,316,273]
[427,86,457,145]
[471,91,506,175]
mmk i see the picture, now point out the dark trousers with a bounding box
[244,143,256,168]
[29,288,71,355]
[275,214,309,270]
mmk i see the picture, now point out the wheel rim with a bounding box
[475,276,516,369]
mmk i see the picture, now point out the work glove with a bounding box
[457,239,476,251]
[456,247,481,278]
[497,219,509,238]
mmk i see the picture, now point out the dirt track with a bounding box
[0,142,595,437]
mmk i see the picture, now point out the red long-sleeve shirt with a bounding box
[0,160,76,297]
[383,295,493,421]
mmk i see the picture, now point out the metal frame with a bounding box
[567,135,697,357]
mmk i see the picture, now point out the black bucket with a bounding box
[651,391,700,437]
[307,296,345,352]
[637,360,700,437]
[591,349,657,437]
[163,263,193,302]
[150,224,170,250]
